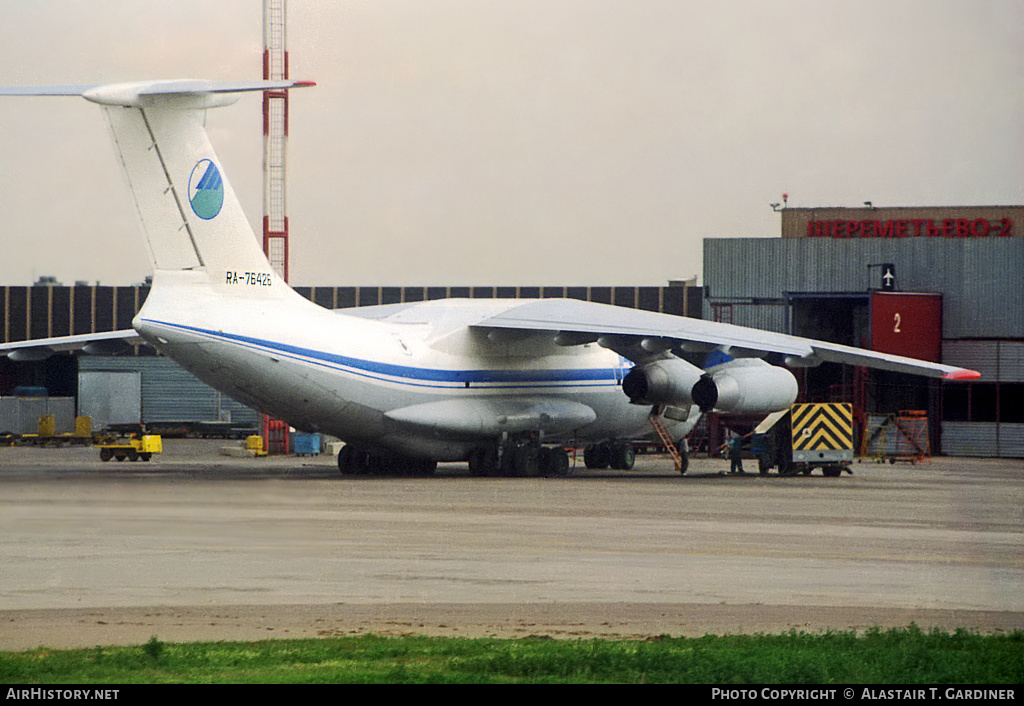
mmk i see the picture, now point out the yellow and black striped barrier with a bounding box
[790,403,854,463]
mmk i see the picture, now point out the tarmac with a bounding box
[1,439,1022,649]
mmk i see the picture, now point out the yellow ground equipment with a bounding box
[14,415,94,446]
[752,403,854,476]
[97,428,162,462]
[246,435,268,457]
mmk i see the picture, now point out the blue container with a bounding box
[292,432,321,456]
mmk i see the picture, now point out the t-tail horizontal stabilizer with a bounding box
[0,79,315,105]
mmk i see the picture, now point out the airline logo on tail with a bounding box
[188,159,224,220]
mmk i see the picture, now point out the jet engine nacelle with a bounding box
[691,359,798,414]
[621,357,703,407]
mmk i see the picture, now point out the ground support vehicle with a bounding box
[752,403,853,477]
[96,425,162,462]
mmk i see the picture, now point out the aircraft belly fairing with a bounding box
[384,397,597,438]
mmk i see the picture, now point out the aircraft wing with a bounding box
[0,330,144,361]
[470,298,979,380]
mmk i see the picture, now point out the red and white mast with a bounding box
[262,0,292,454]
[263,0,290,282]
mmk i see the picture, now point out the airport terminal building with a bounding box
[2,204,1021,457]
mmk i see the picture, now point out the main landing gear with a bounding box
[337,444,437,476]
[582,440,636,471]
[467,437,571,477]
[582,439,689,474]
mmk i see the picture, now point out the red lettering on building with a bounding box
[805,218,1014,239]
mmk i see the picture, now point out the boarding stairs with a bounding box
[648,410,684,471]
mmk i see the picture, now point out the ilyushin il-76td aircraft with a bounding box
[0,80,979,477]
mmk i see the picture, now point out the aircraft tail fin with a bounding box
[2,80,314,291]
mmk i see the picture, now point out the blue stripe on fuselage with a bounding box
[141,319,623,389]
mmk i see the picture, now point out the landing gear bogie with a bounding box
[468,446,499,477]
[583,440,635,471]
[336,444,436,477]
[467,439,571,478]
[505,439,571,478]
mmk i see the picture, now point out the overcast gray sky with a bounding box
[1,0,1021,287]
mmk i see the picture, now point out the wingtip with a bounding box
[943,369,981,381]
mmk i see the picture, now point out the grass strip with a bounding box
[1,625,1021,684]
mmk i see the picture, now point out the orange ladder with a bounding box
[649,411,683,471]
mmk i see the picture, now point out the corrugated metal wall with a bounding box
[708,302,789,332]
[942,422,1024,458]
[940,341,1024,458]
[0,397,76,435]
[77,357,259,427]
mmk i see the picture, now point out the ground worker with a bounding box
[719,433,749,474]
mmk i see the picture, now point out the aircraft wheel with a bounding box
[337,445,364,475]
[468,446,498,477]
[611,442,635,470]
[583,442,611,469]
[468,448,485,476]
[512,443,540,477]
[537,447,551,475]
[362,451,387,476]
[543,447,570,477]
